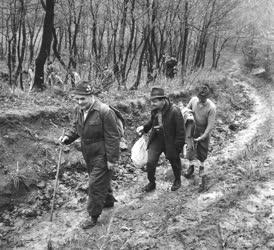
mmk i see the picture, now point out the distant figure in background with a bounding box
[68,71,81,87]
[49,72,63,89]
[28,64,35,92]
[184,84,216,192]
[72,71,81,85]
[146,65,158,85]
[164,56,178,78]
[102,66,114,84]
[46,61,56,86]
[151,65,158,82]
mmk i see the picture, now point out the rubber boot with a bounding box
[171,178,181,191]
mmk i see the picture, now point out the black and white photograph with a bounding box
[0,0,273,249]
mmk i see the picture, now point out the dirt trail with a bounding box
[5,60,272,249]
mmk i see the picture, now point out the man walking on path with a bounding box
[136,87,185,192]
[59,81,120,229]
[184,84,216,192]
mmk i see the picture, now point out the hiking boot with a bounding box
[142,182,156,192]
[198,176,206,193]
[81,216,98,229]
[183,165,194,179]
[171,179,181,191]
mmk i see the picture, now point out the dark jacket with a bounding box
[65,99,120,164]
[143,100,185,159]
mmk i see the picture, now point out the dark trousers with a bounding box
[86,157,113,218]
[147,136,181,184]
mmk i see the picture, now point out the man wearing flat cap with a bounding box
[136,87,185,192]
[184,83,216,192]
[59,81,120,229]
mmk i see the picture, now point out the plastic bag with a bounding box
[131,135,148,168]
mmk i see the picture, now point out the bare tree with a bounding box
[32,0,54,91]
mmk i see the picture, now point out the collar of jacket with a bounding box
[80,98,102,125]
[86,98,102,112]
[161,99,171,116]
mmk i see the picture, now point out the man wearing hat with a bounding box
[136,87,185,192]
[59,81,120,229]
[184,83,216,192]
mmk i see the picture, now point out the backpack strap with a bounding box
[98,103,125,138]
[109,105,125,129]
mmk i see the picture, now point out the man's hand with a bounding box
[194,136,203,142]
[178,101,184,109]
[186,137,195,150]
[59,135,69,145]
[136,126,144,136]
[107,161,118,171]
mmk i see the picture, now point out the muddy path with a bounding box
[1,59,274,249]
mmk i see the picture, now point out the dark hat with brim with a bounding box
[70,81,93,95]
[150,87,166,100]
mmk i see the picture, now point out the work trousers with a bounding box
[146,136,181,184]
[86,156,113,218]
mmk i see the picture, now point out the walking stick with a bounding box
[50,130,64,222]
[47,130,64,250]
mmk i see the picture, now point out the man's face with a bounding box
[151,98,165,111]
[198,94,207,104]
[72,94,94,110]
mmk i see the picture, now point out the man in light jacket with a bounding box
[184,84,216,192]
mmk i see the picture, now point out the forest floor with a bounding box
[0,55,273,250]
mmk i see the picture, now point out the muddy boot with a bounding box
[142,182,156,192]
[183,165,194,179]
[198,176,206,193]
[171,179,181,191]
[81,216,98,229]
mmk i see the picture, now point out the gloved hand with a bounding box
[136,126,144,136]
[59,135,69,145]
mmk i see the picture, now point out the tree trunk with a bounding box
[117,0,129,89]
[181,0,188,84]
[130,29,149,90]
[121,0,136,88]
[211,32,217,69]
[33,0,54,91]
[14,0,26,90]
